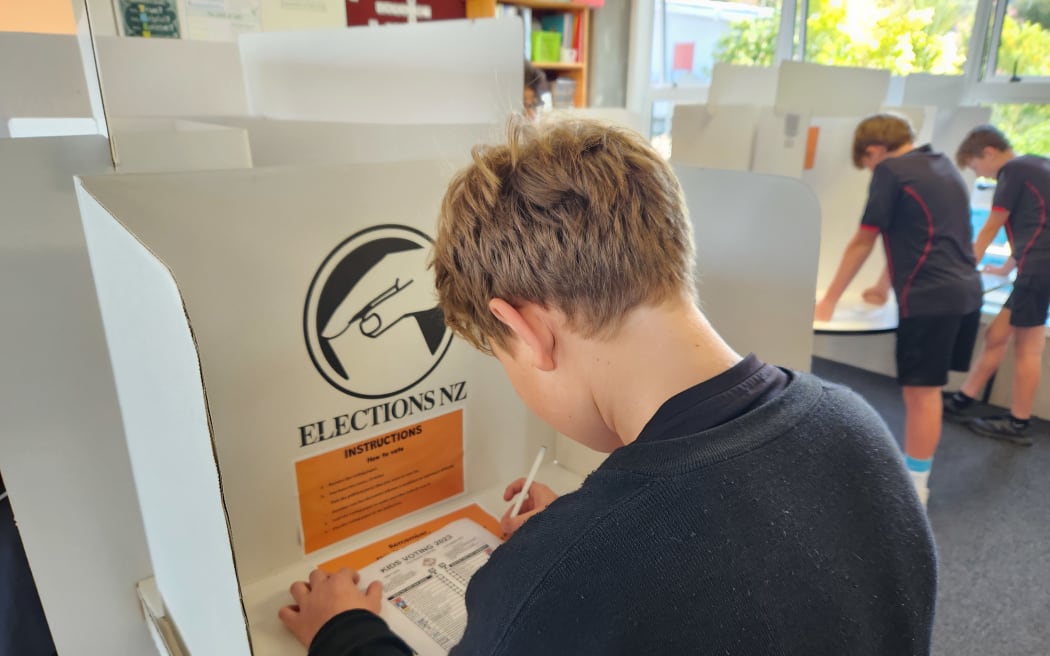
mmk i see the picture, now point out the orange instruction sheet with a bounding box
[297,410,465,553]
[319,503,502,573]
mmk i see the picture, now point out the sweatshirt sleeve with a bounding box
[308,609,414,656]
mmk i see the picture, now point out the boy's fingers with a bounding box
[502,478,526,501]
[309,569,329,587]
[365,580,384,611]
[289,581,311,604]
[277,604,299,627]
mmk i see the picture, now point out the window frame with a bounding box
[626,0,1050,138]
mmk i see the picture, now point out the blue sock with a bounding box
[904,455,932,496]
[904,455,932,473]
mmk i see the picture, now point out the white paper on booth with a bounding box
[358,518,502,655]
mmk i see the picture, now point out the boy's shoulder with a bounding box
[1005,155,1050,178]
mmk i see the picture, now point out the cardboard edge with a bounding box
[75,175,255,655]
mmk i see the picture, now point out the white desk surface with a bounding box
[814,273,1014,334]
[240,461,585,656]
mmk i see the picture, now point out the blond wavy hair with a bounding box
[432,118,696,353]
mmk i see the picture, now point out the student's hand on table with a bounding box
[861,286,889,306]
[813,298,836,322]
[500,478,558,538]
[982,262,1014,277]
[279,568,382,648]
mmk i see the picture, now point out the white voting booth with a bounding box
[0,136,156,656]
[76,156,821,654]
[0,32,98,137]
[195,117,500,167]
[237,21,522,124]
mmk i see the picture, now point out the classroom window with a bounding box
[802,0,979,74]
[652,0,783,87]
[991,0,1050,78]
[988,103,1050,157]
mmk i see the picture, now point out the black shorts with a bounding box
[1005,275,1050,328]
[896,311,980,387]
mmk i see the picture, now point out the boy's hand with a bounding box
[861,286,889,306]
[279,568,383,648]
[500,478,558,538]
[814,297,836,322]
[982,262,1014,277]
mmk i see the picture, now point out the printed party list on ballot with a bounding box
[321,505,503,655]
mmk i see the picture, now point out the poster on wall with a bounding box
[345,0,464,26]
[184,0,262,41]
[117,0,181,38]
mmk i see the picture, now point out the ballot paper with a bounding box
[355,518,502,654]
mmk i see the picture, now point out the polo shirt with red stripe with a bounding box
[859,145,982,317]
[992,155,1050,282]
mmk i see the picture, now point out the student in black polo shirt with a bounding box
[816,114,982,506]
[944,125,1050,446]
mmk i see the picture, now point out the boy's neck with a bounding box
[572,296,742,447]
[889,143,915,158]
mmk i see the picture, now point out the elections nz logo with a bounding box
[304,225,452,399]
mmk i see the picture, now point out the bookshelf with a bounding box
[466,0,592,108]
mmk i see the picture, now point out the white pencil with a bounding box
[510,446,547,517]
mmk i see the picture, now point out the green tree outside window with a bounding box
[713,0,1050,156]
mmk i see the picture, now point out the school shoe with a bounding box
[968,415,1035,446]
[942,391,981,422]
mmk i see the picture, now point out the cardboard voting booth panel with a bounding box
[0,32,92,120]
[752,109,810,178]
[77,160,566,655]
[238,20,522,124]
[0,137,154,656]
[108,117,253,171]
[708,63,778,107]
[558,107,645,134]
[194,117,497,167]
[776,62,890,118]
[669,104,759,171]
[94,36,250,119]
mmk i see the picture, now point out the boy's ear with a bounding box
[981,145,998,160]
[487,298,556,371]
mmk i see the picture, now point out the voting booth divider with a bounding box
[0,136,156,656]
[76,160,822,654]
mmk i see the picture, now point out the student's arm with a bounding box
[815,227,880,321]
[862,265,892,306]
[974,208,1009,263]
[280,569,413,656]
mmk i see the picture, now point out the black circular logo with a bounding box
[304,225,452,399]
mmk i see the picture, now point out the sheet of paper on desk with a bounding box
[357,518,503,655]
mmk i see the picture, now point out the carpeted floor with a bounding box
[812,357,1050,656]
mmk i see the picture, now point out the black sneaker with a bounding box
[942,391,981,422]
[968,415,1034,446]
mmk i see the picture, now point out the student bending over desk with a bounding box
[281,118,936,656]
[815,114,982,507]
[944,125,1050,447]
